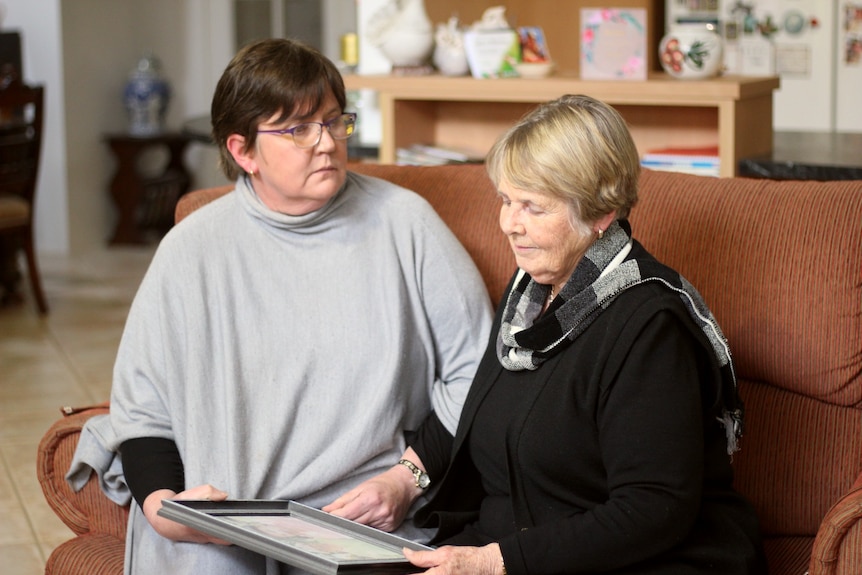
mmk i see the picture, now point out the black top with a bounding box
[415,256,767,574]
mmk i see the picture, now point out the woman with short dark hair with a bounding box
[109,38,492,574]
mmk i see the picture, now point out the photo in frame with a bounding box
[158,499,431,574]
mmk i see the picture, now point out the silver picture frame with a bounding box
[158,499,431,574]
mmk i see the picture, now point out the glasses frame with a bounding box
[257,112,357,149]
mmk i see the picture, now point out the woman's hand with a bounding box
[141,484,232,544]
[322,464,419,532]
[323,447,426,532]
[403,543,505,575]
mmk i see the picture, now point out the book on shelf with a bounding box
[396,143,485,166]
[641,145,720,177]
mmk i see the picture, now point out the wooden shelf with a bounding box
[344,73,780,177]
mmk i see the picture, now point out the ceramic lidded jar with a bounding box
[123,54,171,135]
[659,23,723,79]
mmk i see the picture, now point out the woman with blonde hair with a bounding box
[356,94,766,574]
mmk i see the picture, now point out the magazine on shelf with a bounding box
[158,499,430,575]
[641,145,720,177]
[396,143,485,166]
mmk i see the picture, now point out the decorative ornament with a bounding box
[433,16,469,76]
[123,53,171,136]
[659,24,724,80]
[367,0,434,72]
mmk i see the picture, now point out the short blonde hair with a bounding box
[486,94,640,225]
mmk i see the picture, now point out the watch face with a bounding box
[417,473,431,489]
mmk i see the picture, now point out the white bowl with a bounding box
[515,61,554,79]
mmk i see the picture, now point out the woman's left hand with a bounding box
[323,465,418,532]
[403,543,505,575]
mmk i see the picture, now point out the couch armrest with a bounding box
[809,473,862,575]
[37,404,129,540]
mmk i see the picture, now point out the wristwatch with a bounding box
[398,459,430,490]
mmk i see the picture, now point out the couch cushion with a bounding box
[762,536,814,575]
[631,169,862,407]
[733,379,862,535]
[0,194,29,227]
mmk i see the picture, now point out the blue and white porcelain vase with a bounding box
[123,54,171,136]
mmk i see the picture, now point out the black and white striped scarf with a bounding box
[496,219,744,454]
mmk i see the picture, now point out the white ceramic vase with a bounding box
[367,0,434,68]
[433,16,469,76]
[659,24,723,80]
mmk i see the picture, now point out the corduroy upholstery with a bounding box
[631,170,862,575]
[37,164,862,574]
[37,404,128,574]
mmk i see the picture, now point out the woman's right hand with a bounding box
[142,484,232,544]
[403,542,506,575]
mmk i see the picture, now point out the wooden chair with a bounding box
[0,66,47,313]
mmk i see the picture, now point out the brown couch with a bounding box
[38,163,862,575]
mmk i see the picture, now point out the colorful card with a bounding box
[580,8,647,80]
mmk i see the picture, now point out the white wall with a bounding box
[181,0,236,190]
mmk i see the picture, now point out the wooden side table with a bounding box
[105,132,192,244]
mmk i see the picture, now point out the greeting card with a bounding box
[580,8,647,80]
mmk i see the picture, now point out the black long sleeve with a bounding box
[120,437,185,508]
[409,411,454,482]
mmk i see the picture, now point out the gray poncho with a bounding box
[109,172,493,574]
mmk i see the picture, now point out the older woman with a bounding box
[351,95,766,574]
[107,38,492,574]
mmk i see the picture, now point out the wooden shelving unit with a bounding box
[344,73,780,177]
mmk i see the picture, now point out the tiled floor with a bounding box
[0,245,156,574]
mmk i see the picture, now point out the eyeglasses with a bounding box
[257,113,357,148]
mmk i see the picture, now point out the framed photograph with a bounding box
[158,500,431,574]
[517,26,550,63]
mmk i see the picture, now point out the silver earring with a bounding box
[597,228,604,239]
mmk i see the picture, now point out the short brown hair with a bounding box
[211,38,347,180]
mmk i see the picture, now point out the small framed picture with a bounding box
[518,26,550,63]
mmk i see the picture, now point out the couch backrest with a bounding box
[630,169,862,537]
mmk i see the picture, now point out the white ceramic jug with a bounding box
[659,23,724,80]
[367,0,434,68]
